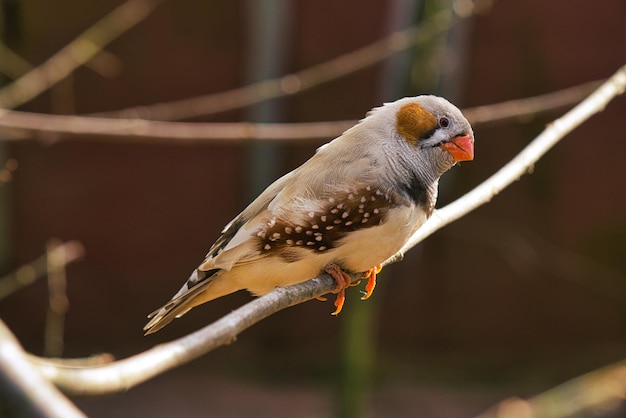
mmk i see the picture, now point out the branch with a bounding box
[45,240,73,358]
[0,321,86,417]
[388,63,626,264]
[0,0,165,110]
[477,359,626,418]
[0,241,84,301]
[95,8,461,120]
[0,40,123,82]
[0,41,33,80]
[461,80,603,126]
[30,64,626,396]
[34,276,339,396]
[0,79,602,143]
[0,0,487,118]
[0,113,355,143]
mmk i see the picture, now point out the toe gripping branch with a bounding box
[322,264,383,315]
[361,264,382,300]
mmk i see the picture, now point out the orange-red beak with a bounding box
[440,134,474,162]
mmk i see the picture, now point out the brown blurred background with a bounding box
[1,0,625,417]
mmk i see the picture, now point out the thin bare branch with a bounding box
[96,8,459,120]
[0,321,86,417]
[45,240,72,358]
[462,79,603,125]
[0,79,603,143]
[0,40,123,81]
[477,360,626,418]
[33,275,339,396]
[0,41,33,80]
[0,0,165,110]
[0,241,84,301]
[387,63,626,264]
[26,353,115,368]
[30,64,626,397]
[95,0,496,121]
[0,112,355,143]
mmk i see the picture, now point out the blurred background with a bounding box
[1,0,625,416]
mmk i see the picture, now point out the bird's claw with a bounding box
[361,264,382,300]
[322,263,382,314]
[331,290,345,316]
[324,264,352,315]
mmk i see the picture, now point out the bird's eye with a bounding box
[439,117,450,128]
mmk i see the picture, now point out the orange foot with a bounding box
[323,264,353,316]
[361,264,382,300]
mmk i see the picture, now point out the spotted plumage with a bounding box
[144,95,474,334]
[259,187,394,256]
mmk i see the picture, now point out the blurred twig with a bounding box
[462,80,603,126]
[0,241,84,300]
[0,40,123,82]
[44,239,71,358]
[0,79,603,143]
[0,158,18,184]
[0,0,484,118]
[0,113,355,143]
[0,0,165,110]
[96,7,461,120]
[0,320,86,418]
[29,64,626,397]
[0,42,33,80]
[477,360,626,418]
[35,275,340,396]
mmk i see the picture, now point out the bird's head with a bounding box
[393,95,474,168]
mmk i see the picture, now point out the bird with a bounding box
[144,95,474,335]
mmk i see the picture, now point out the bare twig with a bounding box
[0,79,602,143]
[0,113,355,143]
[26,353,115,368]
[0,40,123,81]
[477,360,626,418]
[0,241,84,301]
[0,0,487,118]
[0,42,33,80]
[45,240,71,358]
[0,0,165,110]
[34,275,339,396]
[30,64,626,396]
[96,8,459,120]
[0,321,86,418]
[462,80,603,126]
[386,63,626,264]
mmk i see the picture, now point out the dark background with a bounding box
[1,0,625,416]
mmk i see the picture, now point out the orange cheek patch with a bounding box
[396,103,437,145]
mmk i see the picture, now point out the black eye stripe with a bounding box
[419,126,438,142]
[419,117,451,146]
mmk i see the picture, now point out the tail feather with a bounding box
[143,283,208,335]
[143,269,219,335]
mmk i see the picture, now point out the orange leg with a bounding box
[332,291,346,316]
[323,264,353,316]
[361,264,382,300]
